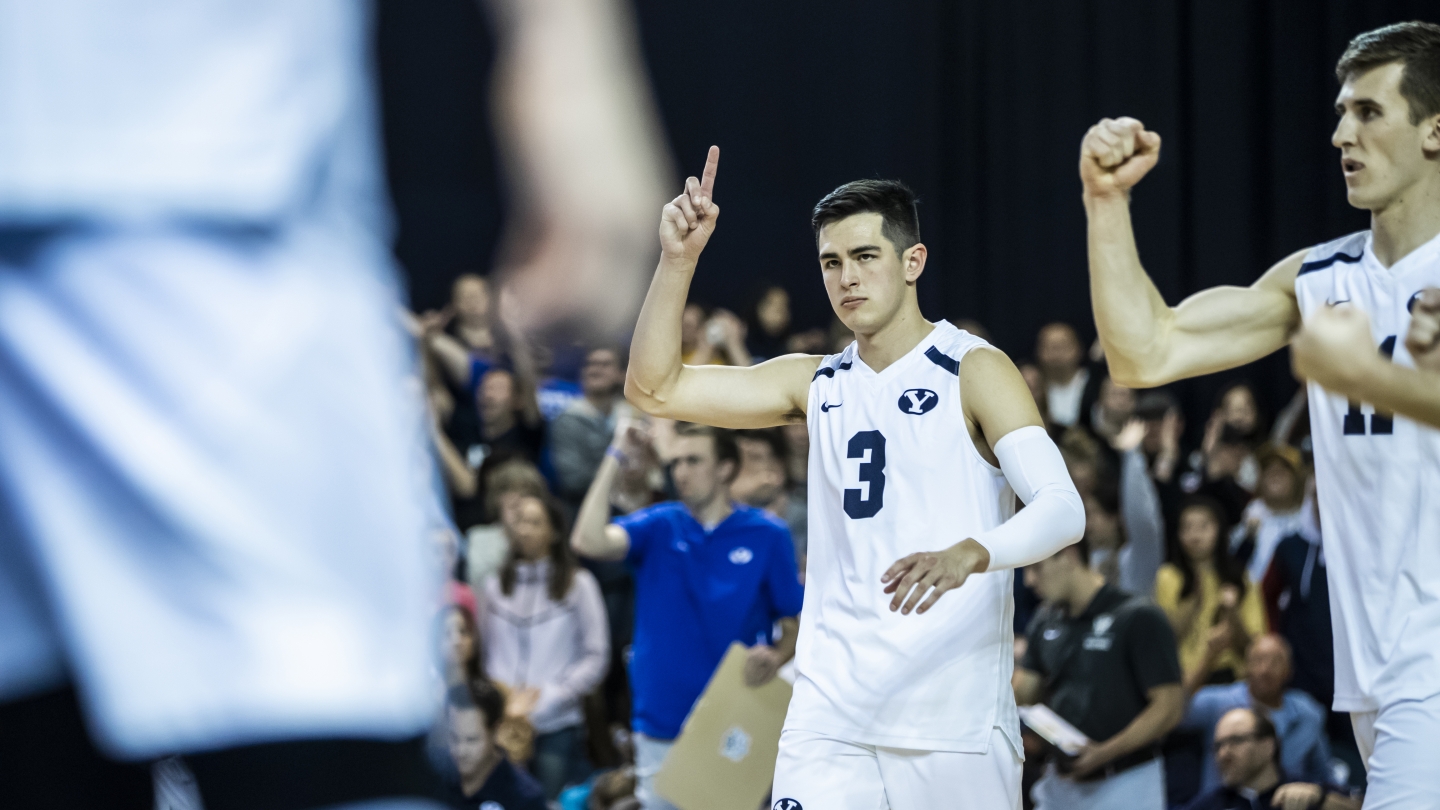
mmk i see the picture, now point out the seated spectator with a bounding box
[781,422,809,494]
[1036,322,1100,428]
[475,367,545,466]
[730,428,807,566]
[570,423,802,810]
[450,273,499,353]
[1155,497,1266,686]
[1231,444,1313,584]
[441,604,487,687]
[465,459,551,590]
[680,303,751,366]
[1260,500,1332,713]
[1180,422,1255,527]
[551,345,631,509]
[1015,536,1183,810]
[1180,708,1358,810]
[1115,419,1166,592]
[478,494,609,799]
[1089,375,1136,446]
[745,285,794,362]
[1212,382,1267,483]
[1180,635,1332,793]
[446,681,548,810]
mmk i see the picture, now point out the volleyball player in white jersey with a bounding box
[625,148,1084,809]
[1081,21,1440,809]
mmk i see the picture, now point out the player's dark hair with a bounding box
[499,493,577,602]
[1174,495,1246,600]
[674,422,741,476]
[1336,21,1440,124]
[448,679,506,732]
[811,179,921,254]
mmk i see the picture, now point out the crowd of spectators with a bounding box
[406,272,1363,810]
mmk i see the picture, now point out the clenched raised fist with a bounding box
[1079,117,1162,199]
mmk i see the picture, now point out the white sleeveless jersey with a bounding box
[783,321,1022,753]
[1295,230,1440,712]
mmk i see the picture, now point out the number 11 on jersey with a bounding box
[1343,335,1396,436]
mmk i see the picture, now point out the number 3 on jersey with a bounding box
[1343,335,1396,436]
[844,430,887,519]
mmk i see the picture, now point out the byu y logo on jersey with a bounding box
[897,388,938,415]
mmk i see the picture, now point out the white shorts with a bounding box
[0,220,439,758]
[771,727,1022,810]
[1350,692,1440,809]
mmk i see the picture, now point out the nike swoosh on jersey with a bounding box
[820,402,842,412]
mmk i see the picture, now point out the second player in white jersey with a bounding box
[1294,230,1440,713]
[787,322,1022,754]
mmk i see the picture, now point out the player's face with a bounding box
[1333,62,1440,212]
[818,213,924,335]
[448,707,492,776]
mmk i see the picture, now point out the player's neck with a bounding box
[854,305,934,373]
[1369,176,1440,267]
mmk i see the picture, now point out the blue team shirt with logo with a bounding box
[616,501,804,739]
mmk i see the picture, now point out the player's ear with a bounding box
[1423,112,1440,158]
[903,243,927,285]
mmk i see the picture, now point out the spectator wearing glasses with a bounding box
[1178,634,1332,794]
[1180,708,1357,810]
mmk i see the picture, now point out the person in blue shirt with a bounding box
[1179,634,1332,794]
[571,421,803,810]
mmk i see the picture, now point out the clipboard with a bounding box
[654,643,793,810]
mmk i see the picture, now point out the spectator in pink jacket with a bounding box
[478,494,608,800]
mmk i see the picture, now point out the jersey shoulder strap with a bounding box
[1298,230,1369,277]
[812,341,857,381]
[925,320,995,376]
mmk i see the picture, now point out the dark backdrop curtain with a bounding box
[378,0,1436,435]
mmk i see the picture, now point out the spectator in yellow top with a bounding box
[1154,496,1266,688]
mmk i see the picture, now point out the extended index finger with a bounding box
[699,145,719,200]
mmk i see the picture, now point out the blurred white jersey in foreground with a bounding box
[0,0,439,760]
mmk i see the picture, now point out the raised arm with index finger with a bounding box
[625,147,822,429]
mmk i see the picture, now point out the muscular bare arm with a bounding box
[1081,117,1303,388]
[625,147,819,428]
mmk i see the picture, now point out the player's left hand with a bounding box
[1291,303,1375,396]
[1066,741,1114,779]
[882,538,991,615]
[743,645,784,687]
[1405,287,1440,372]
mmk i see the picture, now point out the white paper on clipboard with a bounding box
[1018,704,1092,756]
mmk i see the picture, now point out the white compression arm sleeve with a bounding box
[973,425,1085,571]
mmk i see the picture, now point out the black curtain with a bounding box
[377,0,1436,433]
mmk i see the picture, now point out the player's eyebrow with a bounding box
[848,245,883,256]
[1336,96,1382,114]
